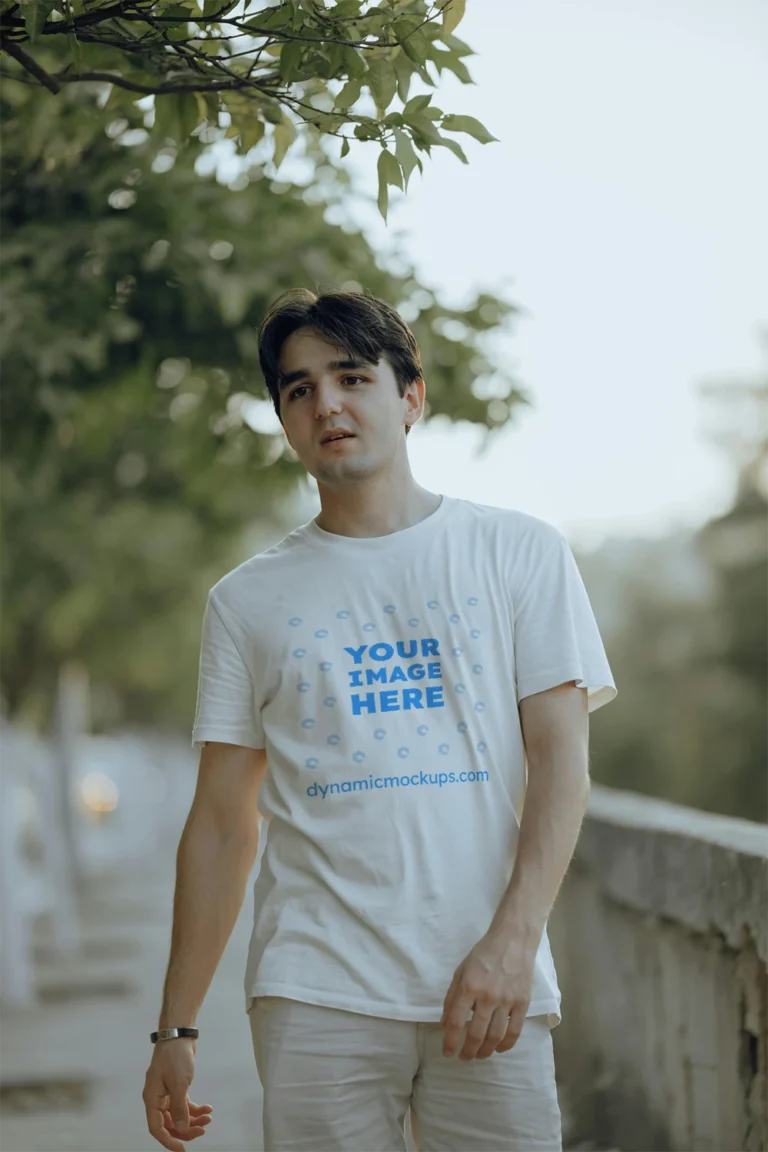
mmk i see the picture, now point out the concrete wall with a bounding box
[549,785,768,1152]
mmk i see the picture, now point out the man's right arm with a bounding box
[143,741,268,1151]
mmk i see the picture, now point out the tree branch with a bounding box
[44,69,260,94]
[1,38,61,92]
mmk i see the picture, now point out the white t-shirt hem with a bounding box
[516,666,617,713]
[244,983,561,1028]
[191,726,265,750]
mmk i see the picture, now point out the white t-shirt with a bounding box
[192,495,617,1027]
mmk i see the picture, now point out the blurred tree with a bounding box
[0,78,527,733]
[0,0,495,219]
[694,365,768,819]
[586,359,768,823]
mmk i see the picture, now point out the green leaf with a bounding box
[376,151,389,221]
[403,94,431,116]
[366,58,397,118]
[379,146,403,192]
[400,28,430,65]
[435,132,468,164]
[340,136,350,158]
[279,40,305,83]
[333,78,361,111]
[440,114,498,144]
[154,93,201,144]
[342,45,366,80]
[393,127,422,189]
[404,112,441,146]
[439,0,465,36]
[273,116,296,169]
[392,49,413,103]
[330,0,361,16]
[245,5,292,30]
[22,0,54,43]
[67,30,83,73]
[239,116,265,152]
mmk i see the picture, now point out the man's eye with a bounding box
[288,385,310,400]
[342,375,364,386]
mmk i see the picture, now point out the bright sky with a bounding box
[337,0,768,549]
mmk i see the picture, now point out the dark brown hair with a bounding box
[257,288,423,433]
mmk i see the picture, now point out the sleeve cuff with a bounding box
[191,727,265,750]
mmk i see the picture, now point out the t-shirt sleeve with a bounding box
[512,524,617,714]
[191,593,265,750]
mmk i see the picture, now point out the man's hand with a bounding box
[440,930,538,1060]
[143,1039,213,1151]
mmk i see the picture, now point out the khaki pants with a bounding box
[249,997,562,1152]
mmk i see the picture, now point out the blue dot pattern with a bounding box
[293,592,492,772]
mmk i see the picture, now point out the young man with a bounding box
[143,288,617,1152]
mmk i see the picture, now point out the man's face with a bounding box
[277,327,423,486]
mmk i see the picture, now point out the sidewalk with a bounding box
[0,851,599,1152]
[0,848,263,1152]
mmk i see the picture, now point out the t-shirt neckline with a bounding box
[303,494,454,550]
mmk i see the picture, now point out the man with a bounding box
[143,288,617,1152]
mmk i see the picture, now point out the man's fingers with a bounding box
[496,1006,525,1053]
[457,1005,494,1061]
[147,1106,185,1152]
[188,1102,213,1117]
[441,992,473,1056]
[163,1109,210,1141]
[440,971,460,1026]
[475,1006,510,1059]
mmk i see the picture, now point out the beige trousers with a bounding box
[249,997,562,1152]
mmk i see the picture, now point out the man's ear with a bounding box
[404,376,426,427]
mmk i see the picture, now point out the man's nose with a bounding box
[313,380,343,419]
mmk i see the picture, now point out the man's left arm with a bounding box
[440,680,590,1060]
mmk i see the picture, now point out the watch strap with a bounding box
[150,1027,199,1044]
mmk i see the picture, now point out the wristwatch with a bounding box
[150,1027,199,1044]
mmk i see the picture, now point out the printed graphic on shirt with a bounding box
[284,596,491,798]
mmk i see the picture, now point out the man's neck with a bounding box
[314,482,442,539]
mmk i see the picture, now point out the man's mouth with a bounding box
[321,431,355,444]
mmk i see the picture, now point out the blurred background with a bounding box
[1,0,766,1149]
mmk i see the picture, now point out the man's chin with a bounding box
[313,456,373,485]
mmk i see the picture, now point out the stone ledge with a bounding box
[576,785,768,962]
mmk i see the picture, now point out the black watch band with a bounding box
[150,1027,199,1044]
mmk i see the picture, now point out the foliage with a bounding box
[0,0,497,218]
[586,373,768,823]
[0,79,525,731]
